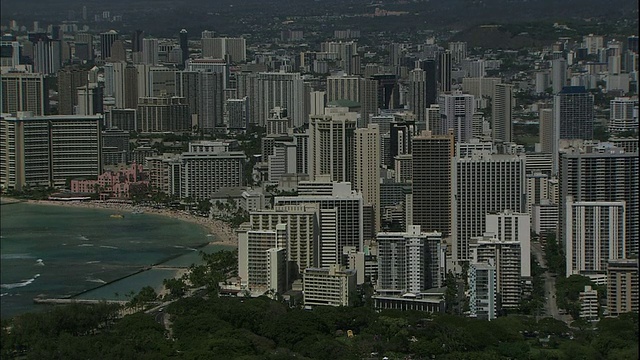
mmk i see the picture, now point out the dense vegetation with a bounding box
[2,297,637,359]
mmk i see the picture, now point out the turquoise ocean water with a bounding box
[0,202,232,319]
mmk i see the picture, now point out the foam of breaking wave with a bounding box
[1,274,40,289]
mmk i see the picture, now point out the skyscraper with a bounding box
[453,152,526,263]
[559,145,639,258]
[419,59,437,106]
[408,68,427,128]
[411,130,454,236]
[100,30,119,60]
[131,29,144,53]
[142,38,159,65]
[256,72,305,127]
[492,83,514,143]
[438,51,452,93]
[179,29,189,67]
[197,71,224,132]
[355,124,381,232]
[1,72,48,115]
[438,92,474,143]
[57,67,88,115]
[554,86,594,141]
[551,58,567,94]
[308,110,356,184]
[607,259,639,316]
[609,97,638,134]
[359,77,378,126]
[326,75,360,103]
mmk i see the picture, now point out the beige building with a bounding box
[355,124,381,232]
[607,259,638,316]
[303,264,356,307]
[1,72,48,115]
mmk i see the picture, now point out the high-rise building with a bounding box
[320,41,357,75]
[136,97,191,133]
[565,198,626,277]
[492,83,514,143]
[355,124,381,232]
[57,67,88,115]
[554,86,594,141]
[453,152,526,263]
[468,261,497,320]
[371,74,399,110]
[438,92,474,142]
[583,34,604,55]
[100,30,119,60]
[237,226,287,292]
[73,33,93,61]
[607,259,638,316]
[377,225,444,292]
[538,108,555,155]
[256,72,305,127]
[131,29,144,53]
[179,29,189,67]
[551,58,567,94]
[1,72,48,115]
[178,147,245,200]
[419,59,437,106]
[124,65,138,109]
[438,51,452,93]
[485,211,531,278]
[559,145,639,257]
[0,113,102,190]
[29,33,61,75]
[202,37,246,63]
[226,97,249,130]
[326,75,359,103]
[308,110,356,183]
[359,77,378,126]
[408,68,427,127]
[609,97,638,134]
[412,130,454,236]
[142,38,159,65]
[275,180,363,267]
[197,71,224,132]
[448,42,467,65]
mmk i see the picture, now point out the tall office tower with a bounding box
[359,77,378,126]
[293,130,309,175]
[583,34,604,55]
[628,35,639,54]
[148,67,177,97]
[470,233,524,310]
[607,259,638,316]
[419,59,437,106]
[377,226,444,292]
[425,104,440,133]
[309,91,326,116]
[142,38,159,65]
[1,73,48,115]
[73,33,93,61]
[609,97,639,134]
[321,41,357,74]
[538,108,555,154]
[468,261,497,320]
[438,51,452,93]
[408,69,427,128]
[438,92,474,142]
[559,145,639,258]
[29,33,61,75]
[198,71,224,132]
[256,72,305,127]
[76,84,103,116]
[104,61,126,108]
[100,30,119,60]
[0,113,102,190]
[179,29,189,67]
[387,42,403,67]
[565,198,626,277]
[554,86,594,141]
[136,97,190,133]
[226,97,249,130]
[326,75,360,103]
[453,152,526,263]
[275,180,363,267]
[492,83,514,143]
[175,71,199,116]
[131,29,144,53]
[355,124,381,232]
[124,65,138,109]
[57,67,88,115]
[412,131,454,236]
[551,58,567,94]
[448,41,467,65]
[371,74,399,110]
[308,109,356,183]
[485,211,531,277]
[202,37,246,63]
[109,40,126,62]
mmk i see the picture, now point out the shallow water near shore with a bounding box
[0,202,230,319]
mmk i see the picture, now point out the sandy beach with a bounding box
[14,198,238,247]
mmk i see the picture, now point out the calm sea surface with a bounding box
[0,202,231,319]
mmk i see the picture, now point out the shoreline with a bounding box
[4,197,238,247]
